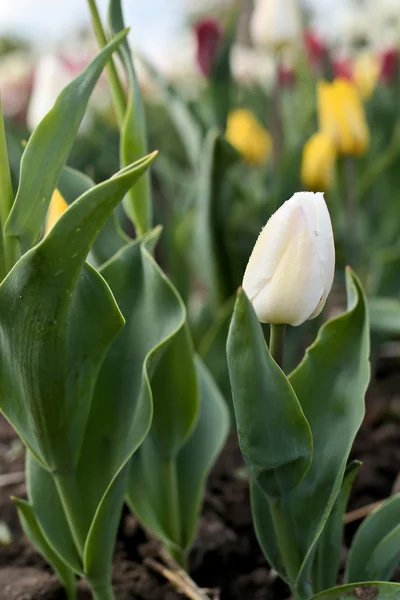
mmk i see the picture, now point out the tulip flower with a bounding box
[301,131,336,191]
[318,78,369,156]
[226,109,272,166]
[250,0,301,51]
[380,49,399,83]
[353,52,380,99]
[194,19,223,78]
[242,192,335,326]
[44,189,68,235]
[304,30,327,73]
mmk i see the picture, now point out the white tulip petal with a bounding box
[243,191,335,326]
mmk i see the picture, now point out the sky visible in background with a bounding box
[0,0,347,67]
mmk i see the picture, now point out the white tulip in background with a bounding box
[0,52,33,119]
[242,192,335,327]
[250,0,302,50]
[27,53,94,133]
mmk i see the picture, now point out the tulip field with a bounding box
[1,0,400,599]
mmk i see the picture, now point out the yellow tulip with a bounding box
[44,189,68,234]
[317,78,369,156]
[226,109,273,166]
[353,52,380,99]
[301,131,337,191]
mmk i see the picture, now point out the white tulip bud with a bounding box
[250,0,302,51]
[242,192,335,326]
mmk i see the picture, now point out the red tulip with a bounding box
[380,49,399,84]
[194,18,223,78]
[304,30,327,71]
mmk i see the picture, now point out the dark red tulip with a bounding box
[278,64,296,87]
[304,30,327,71]
[194,18,223,78]
[380,49,399,83]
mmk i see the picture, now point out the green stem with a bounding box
[54,471,89,557]
[86,0,126,125]
[161,459,183,565]
[269,324,286,370]
[88,582,116,600]
[0,99,19,274]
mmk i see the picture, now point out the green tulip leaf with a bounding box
[76,230,197,577]
[250,479,287,582]
[125,261,199,553]
[345,494,400,583]
[57,165,129,266]
[227,288,313,499]
[108,0,152,234]
[285,268,370,583]
[13,498,76,600]
[127,356,229,554]
[176,357,230,549]
[368,297,400,337]
[5,30,129,252]
[197,129,239,312]
[0,153,155,470]
[26,452,82,574]
[312,461,361,592]
[309,582,400,600]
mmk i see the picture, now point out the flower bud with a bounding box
[318,78,369,156]
[45,189,68,235]
[353,52,380,99]
[242,192,335,326]
[194,19,223,78]
[301,131,336,191]
[226,109,272,166]
[251,0,301,51]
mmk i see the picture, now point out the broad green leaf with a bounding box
[285,269,370,582]
[368,297,400,337]
[26,452,82,574]
[108,0,152,234]
[139,54,203,169]
[310,582,400,600]
[77,232,195,575]
[227,288,312,499]
[127,357,229,553]
[83,465,129,586]
[125,259,199,551]
[250,480,287,582]
[5,31,129,252]
[196,129,239,312]
[57,166,129,266]
[198,295,235,413]
[13,497,76,600]
[370,246,400,297]
[176,358,230,549]
[312,461,361,592]
[0,153,155,470]
[368,524,400,582]
[345,494,400,583]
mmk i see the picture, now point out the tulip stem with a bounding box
[269,324,286,370]
[0,99,19,276]
[270,62,284,167]
[86,0,126,125]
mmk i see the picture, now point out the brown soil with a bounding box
[0,359,399,600]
